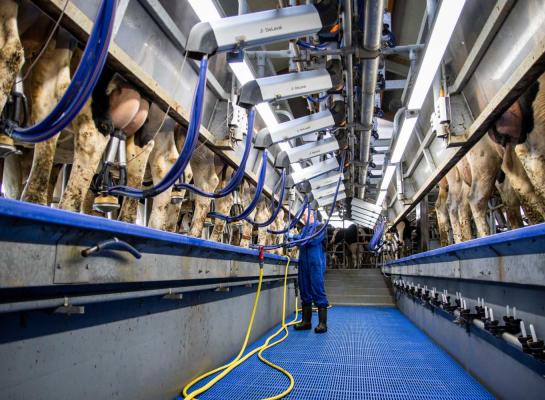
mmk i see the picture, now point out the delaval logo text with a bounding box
[296,125,311,134]
[260,25,283,34]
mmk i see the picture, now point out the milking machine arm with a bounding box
[7,0,116,143]
[208,150,268,223]
[173,110,256,199]
[243,169,286,228]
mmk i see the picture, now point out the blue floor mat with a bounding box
[183,306,493,399]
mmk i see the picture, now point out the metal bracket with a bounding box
[54,297,85,315]
[163,289,184,300]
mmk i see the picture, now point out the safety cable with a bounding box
[267,195,309,235]
[10,0,116,143]
[244,169,286,228]
[174,109,256,198]
[108,55,208,198]
[182,255,301,400]
[208,149,268,223]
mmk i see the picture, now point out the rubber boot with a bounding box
[294,304,312,330]
[314,307,328,333]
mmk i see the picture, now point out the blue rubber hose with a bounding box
[296,40,329,51]
[209,150,268,223]
[306,94,330,103]
[11,0,116,142]
[257,152,346,250]
[244,169,286,228]
[108,56,209,198]
[174,109,255,198]
[369,219,385,251]
[267,195,309,234]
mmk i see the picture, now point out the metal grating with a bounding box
[179,307,493,399]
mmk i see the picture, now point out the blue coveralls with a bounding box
[293,222,328,308]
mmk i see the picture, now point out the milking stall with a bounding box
[2,0,545,399]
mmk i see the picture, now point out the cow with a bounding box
[330,224,361,268]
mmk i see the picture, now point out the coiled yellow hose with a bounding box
[182,256,299,400]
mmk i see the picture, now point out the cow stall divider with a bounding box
[0,0,116,154]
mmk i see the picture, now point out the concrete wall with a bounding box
[1,282,295,400]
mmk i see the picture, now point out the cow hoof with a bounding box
[170,190,185,204]
[0,135,21,158]
[93,194,120,213]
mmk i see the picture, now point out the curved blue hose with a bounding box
[368,218,385,251]
[108,56,209,198]
[208,150,268,223]
[244,169,286,228]
[256,152,346,250]
[267,195,309,234]
[296,40,329,51]
[306,94,330,103]
[11,0,116,142]
[174,109,255,198]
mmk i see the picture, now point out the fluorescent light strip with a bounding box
[188,0,221,22]
[377,0,466,199]
[390,117,418,163]
[407,1,467,110]
[380,165,396,191]
[376,190,387,206]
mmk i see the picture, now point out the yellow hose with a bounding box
[182,256,299,400]
[183,266,265,400]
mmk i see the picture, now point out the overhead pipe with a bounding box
[343,0,355,196]
[358,0,385,199]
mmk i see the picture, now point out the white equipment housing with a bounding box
[254,110,335,149]
[238,69,333,108]
[275,137,339,169]
[186,5,326,59]
[297,170,343,193]
[286,157,339,188]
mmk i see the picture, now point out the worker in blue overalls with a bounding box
[290,210,329,333]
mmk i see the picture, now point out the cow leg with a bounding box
[0,0,24,113]
[501,143,545,223]
[210,194,234,242]
[446,169,463,243]
[496,177,524,229]
[516,75,545,201]
[118,135,154,223]
[188,153,219,238]
[21,41,71,204]
[210,167,234,242]
[148,130,179,230]
[349,243,358,267]
[59,100,110,211]
[458,180,473,241]
[239,212,256,247]
[435,177,450,246]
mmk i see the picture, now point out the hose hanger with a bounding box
[209,149,268,223]
[244,169,286,228]
[7,0,116,143]
[267,195,309,234]
[107,56,209,199]
[173,109,256,198]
